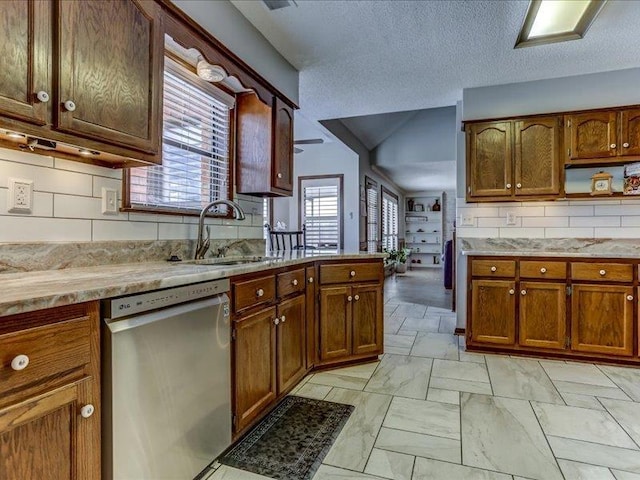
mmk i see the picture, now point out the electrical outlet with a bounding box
[460,214,474,227]
[506,211,517,226]
[8,178,33,213]
[102,187,118,214]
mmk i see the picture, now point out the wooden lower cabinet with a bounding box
[519,282,567,350]
[276,295,306,393]
[571,284,634,357]
[0,302,100,479]
[319,286,352,362]
[352,285,383,356]
[233,306,277,433]
[470,279,516,345]
[305,266,317,369]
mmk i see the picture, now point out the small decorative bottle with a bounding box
[407,198,414,212]
[432,199,441,212]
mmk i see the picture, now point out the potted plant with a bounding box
[384,248,408,273]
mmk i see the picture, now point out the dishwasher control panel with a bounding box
[103,279,231,319]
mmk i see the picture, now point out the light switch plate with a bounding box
[102,187,119,214]
[506,211,517,226]
[8,178,33,213]
[460,214,474,227]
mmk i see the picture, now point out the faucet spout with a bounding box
[195,200,246,259]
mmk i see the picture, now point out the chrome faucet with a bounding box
[195,200,246,259]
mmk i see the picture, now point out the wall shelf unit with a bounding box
[405,193,444,269]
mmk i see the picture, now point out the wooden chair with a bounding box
[265,224,306,251]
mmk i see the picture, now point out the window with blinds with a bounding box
[125,57,234,214]
[382,188,399,251]
[366,178,378,253]
[300,177,342,250]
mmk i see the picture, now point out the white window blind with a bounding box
[301,179,341,250]
[366,181,378,253]
[127,57,234,213]
[382,190,399,251]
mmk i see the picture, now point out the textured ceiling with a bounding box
[231,0,640,121]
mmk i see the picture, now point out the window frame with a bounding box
[298,174,344,250]
[122,55,236,217]
[381,185,399,252]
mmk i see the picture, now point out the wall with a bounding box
[272,142,360,252]
[171,0,299,104]
[0,148,264,243]
[320,119,405,248]
[456,68,640,327]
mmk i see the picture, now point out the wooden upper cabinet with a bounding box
[519,282,566,350]
[467,122,512,198]
[620,108,640,157]
[0,0,50,126]
[470,279,516,346]
[272,97,294,192]
[567,111,618,160]
[571,284,633,357]
[56,0,163,154]
[236,93,295,197]
[514,116,562,196]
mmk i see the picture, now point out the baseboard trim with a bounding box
[454,327,465,336]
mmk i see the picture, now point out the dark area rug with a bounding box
[219,395,354,480]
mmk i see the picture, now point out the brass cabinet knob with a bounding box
[36,91,50,103]
[256,288,264,297]
[292,279,298,286]
[281,315,286,323]
[516,183,522,188]
[623,142,630,148]
[347,295,353,302]
[273,318,280,325]
[610,143,617,149]
[354,295,360,301]
[10,354,29,371]
[509,289,515,295]
[521,290,527,296]
[80,404,95,419]
[490,266,497,272]
[540,267,547,274]
[308,277,314,284]
[627,295,634,301]
[506,183,512,189]
[599,270,606,276]
[277,173,283,179]
[350,270,356,277]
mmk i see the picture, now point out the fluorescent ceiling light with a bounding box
[515,0,607,48]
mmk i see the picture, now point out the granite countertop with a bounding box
[460,238,640,259]
[0,250,385,317]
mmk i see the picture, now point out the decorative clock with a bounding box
[590,171,613,196]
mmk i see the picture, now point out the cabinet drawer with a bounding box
[233,275,276,312]
[471,259,516,277]
[277,268,305,298]
[571,263,633,283]
[520,261,566,280]
[0,316,91,396]
[320,262,381,285]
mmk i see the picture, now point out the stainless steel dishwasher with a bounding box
[102,279,231,480]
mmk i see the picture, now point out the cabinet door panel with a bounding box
[276,295,306,394]
[56,0,162,153]
[514,117,562,196]
[272,97,293,192]
[568,112,618,159]
[571,284,633,357]
[519,282,566,350]
[319,286,351,361]
[468,122,512,198]
[305,266,317,369]
[352,285,383,356]
[621,108,640,157]
[470,280,516,345]
[234,307,277,432]
[0,0,50,125]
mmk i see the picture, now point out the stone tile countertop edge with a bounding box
[460,237,640,259]
[0,251,386,318]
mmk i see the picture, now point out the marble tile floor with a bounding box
[207,293,640,479]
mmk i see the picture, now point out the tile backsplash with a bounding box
[456,197,640,239]
[0,147,265,243]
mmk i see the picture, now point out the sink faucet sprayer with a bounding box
[195,200,246,259]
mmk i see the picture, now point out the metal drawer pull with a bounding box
[63,100,76,112]
[256,288,264,297]
[599,270,606,276]
[36,90,49,103]
[354,295,360,301]
[509,289,515,295]
[281,315,286,323]
[350,270,356,277]
[540,267,547,274]
[627,295,634,301]
[273,318,280,325]
[80,404,95,419]
[521,290,527,295]
[347,295,353,302]
[10,354,29,371]
[308,277,314,283]
[610,143,617,149]
[623,142,630,148]
[292,279,298,286]
[490,266,497,272]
